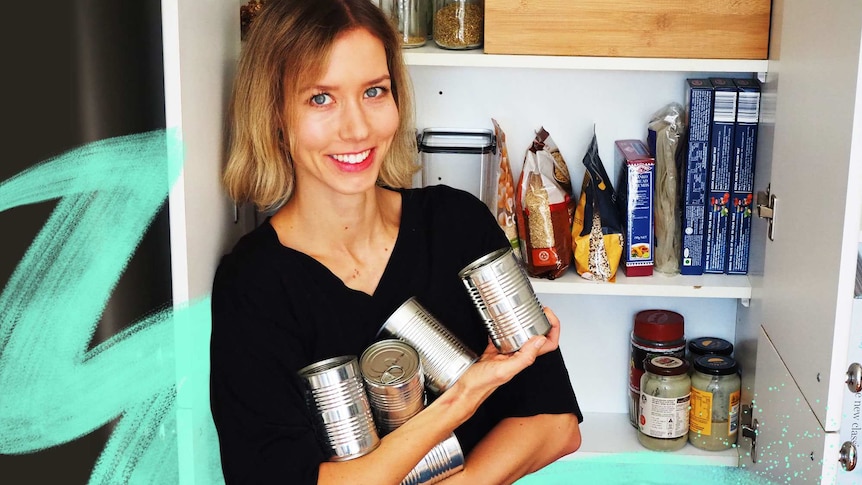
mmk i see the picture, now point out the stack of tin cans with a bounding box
[298,247,550,481]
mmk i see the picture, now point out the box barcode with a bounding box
[737,92,761,123]
[713,91,738,123]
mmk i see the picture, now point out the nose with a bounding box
[339,99,370,142]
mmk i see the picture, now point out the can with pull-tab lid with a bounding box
[359,339,425,435]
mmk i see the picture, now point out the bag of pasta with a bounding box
[647,103,686,274]
[571,132,624,282]
[515,128,573,279]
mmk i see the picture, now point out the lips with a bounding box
[331,149,371,164]
[330,149,374,172]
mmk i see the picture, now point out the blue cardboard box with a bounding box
[726,78,762,274]
[704,78,738,273]
[680,79,714,275]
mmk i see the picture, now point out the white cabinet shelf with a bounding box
[531,270,752,300]
[566,412,738,467]
[403,44,769,73]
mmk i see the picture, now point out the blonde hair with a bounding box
[224,0,418,211]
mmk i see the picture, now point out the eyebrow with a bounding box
[299,75,391,93]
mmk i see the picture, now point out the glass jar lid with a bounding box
[693,355,739,375]
[644,355,689,376]
[688,336,734,356]
[633,309,684,343]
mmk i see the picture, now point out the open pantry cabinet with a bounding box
[402,0,862,481]
[161,0,862,483]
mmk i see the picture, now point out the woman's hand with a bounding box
[536,306,561,355]
[436,306,563,416]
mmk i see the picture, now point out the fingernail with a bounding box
[533,336,547,349]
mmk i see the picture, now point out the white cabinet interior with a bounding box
[406,50,762,466]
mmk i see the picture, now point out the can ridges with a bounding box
[459,248,550,354]
[380,298,477,394]
[299,356,380,461]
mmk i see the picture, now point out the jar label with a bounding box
[690,387,713,436]
[639,393,690,438]
[629,344,685,391]
[728,390,741,435]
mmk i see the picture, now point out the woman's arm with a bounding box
[438,414,581,485]
[436,308,583,485]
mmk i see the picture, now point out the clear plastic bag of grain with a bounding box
[571,131,624,282]
[481,119,519,257]
[514,128,573,279]
[647,103,686,275]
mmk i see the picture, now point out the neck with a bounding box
[273,186,398,252]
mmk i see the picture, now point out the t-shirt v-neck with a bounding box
[262,189,415,301]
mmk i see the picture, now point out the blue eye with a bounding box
[311,93,331,106]
[365,87,386,98]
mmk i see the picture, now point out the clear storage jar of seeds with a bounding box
[392,0,428,48]
[433,0,483,50]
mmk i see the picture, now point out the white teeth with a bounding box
[333,150,370,164]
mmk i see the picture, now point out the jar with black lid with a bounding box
[637,356,691,452]
[687,336,734,369]
[689,355,741,451]
[433,0,483,50]
[628,309,686,427]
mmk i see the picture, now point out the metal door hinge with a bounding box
[847,362,862,393]
[841,441,858,471]
[740,403,758,463]
[757,184,777,241]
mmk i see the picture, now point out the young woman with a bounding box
[210,1,582,483]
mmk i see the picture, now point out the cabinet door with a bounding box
[162,1,251,483]
[743,0,862,481]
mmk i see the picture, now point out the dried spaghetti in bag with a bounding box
[648,103,686,274]
[515,129,573,279]
[571,132,624,281]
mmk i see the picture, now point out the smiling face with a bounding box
[286,27,400,200]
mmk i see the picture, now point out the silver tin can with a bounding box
[360,339,426,435]
[458,247,551,353]
[401,433,465,485]
[297,355,380,461]
[379,297,478,395]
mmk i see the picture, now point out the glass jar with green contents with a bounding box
[433,0,483,49]
[637,356,691,452]
[689,355,741,451]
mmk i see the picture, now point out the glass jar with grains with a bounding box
[689,355,741,451]
[637,356,691,452]
[433,0,483,50]
[391,0,428,48]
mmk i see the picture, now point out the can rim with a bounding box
[458,247,512,278]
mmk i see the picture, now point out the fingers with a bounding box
[538,307,561,355]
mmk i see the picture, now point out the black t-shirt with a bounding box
[210,185,582,484]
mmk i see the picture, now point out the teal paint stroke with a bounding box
[0,129,214,484]
[0,129,791,485]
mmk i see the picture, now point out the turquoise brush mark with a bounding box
[0,130,778,484]
[0,129,195,483]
